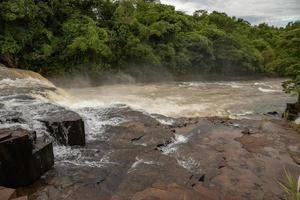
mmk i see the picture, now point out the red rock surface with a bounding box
[16,110,300,200]
[0,187,16,200]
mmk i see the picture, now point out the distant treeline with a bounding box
[0,0,299,79]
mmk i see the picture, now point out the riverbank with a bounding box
[17,108,300,200]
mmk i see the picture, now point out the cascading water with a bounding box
[1,77,295,168]
[1,74,299,199]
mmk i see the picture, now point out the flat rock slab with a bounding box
[18,109,300,200]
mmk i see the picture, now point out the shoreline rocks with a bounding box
[0,128,54,187]
[18,108,300,200]
[284,102,300,120]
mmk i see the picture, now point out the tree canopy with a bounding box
[0,0,299,87]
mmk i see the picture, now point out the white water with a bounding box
[0,77,295,169]
[60,79,293,119]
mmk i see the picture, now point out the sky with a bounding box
[160,0,300,27]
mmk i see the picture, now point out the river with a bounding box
[0,77,298,199]
[62,79,294,119]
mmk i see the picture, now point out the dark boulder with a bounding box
[266,111,279,116]
[40,109,85,146]
[0,128,54,187]
[284,103,300,120]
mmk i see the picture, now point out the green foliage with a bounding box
[277,169,300,200]
[0,0,299,81]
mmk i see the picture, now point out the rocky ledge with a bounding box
[0,64,86,188]
[0,100,86,187]
[40,107,85,146]
[18,108,300,200]
[0,128,54,187]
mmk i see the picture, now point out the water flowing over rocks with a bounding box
[40,108,85,146]
[16,108,300,200]
[1,65,300,199]
[0,65,86,188]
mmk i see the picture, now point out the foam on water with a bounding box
[153,117,175,126]
[54,146,116,168]
[258,87,281,93]
[0,96,53,138]
[0,77,55,89]
[179,81,243,89]
[128,157,158,173]
[161,134,190,155]
[176,156,201,173]
[73,106,127,141]
[63,79,291,119]
[1,77,294,169]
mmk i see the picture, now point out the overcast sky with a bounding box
[160,0,300,27]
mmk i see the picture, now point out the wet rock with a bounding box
[241,127,253,135]
[288,150,300,165]
[284,103,300,120]
[131,135,144,142]
[266,111,278,116]
[235,135,271,154]
[193,185,221,200]
[0,128,54,187]
[0,187,17,200]
[41,109,85,146]
[18,110,300,200]
[131,183,204,200]
[31,140,54,179]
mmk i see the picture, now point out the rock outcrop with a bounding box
[0,64,86,146]
[284,102,300,120]
[22,108,300,200]
[0,64,87,190]
[0,128,54,187]
[41,108,86,146]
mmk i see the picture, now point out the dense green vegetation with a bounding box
[0,0,299,86]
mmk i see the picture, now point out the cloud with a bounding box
[160,0,300,26]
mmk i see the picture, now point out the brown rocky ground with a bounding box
[17,108,300,200]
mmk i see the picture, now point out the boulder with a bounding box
[284,103,300,120]
[41,109,85,146]
[0,128,54,187]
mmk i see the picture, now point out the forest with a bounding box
[0,0,299,92]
